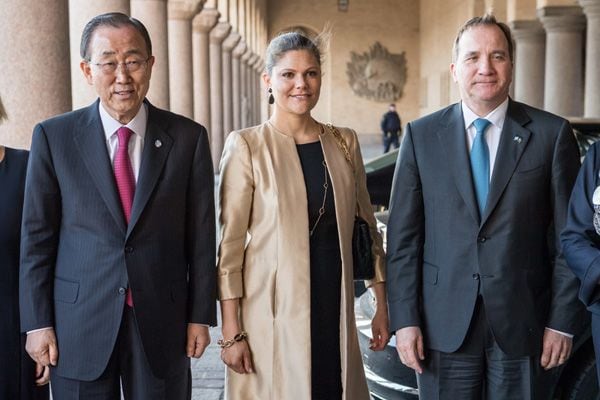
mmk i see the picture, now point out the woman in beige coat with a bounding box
[217,31,389,400]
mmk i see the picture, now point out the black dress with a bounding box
[0,147,48,400]
[296,142,343,400]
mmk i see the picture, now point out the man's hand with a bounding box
[395,326,424,374]
[34,363,50,386]
[26,329,58,367]
[186,323,210,358]
[540,328,572,370]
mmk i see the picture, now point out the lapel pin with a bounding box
[154,140,162,148]
[513,135,522,144]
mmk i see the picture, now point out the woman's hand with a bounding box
[221,339,254,374]
[369,304,390,351]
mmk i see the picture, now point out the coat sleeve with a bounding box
[217,131,254,300]
[186,125,217,325]
[386,122,424,332]
[19,123,61,332]
[547,119,587,333]
[561,142,600,309]
[349,129,386,287]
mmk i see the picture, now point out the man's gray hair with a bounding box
[452,14,514,62]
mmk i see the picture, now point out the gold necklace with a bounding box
[309,160,328,237]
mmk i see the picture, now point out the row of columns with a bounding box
[0,0,267,167]
[511,1,600,118]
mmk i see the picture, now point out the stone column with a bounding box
[131,0,169,109]
[209,21,232,170]
[0,0,71,148]
[240,49,252,128]
[258,60,270,122]
[69,0,130,109]
[253,57,263,125]
[232,41,247,130]
[247,53,258,126]
[580,0,600,117]
[222,32,241,137]
[539,6,586,117]
[510,20,545,109]
[192,8,218,127]
[167,1,203,119]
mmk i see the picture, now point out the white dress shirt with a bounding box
[99,102,147,181]
[461,98,508,179]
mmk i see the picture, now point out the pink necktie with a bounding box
[114,126,136,306]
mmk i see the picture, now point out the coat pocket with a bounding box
[423,262,438,285]
[54,277,80,303]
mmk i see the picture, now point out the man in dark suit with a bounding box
[381,103,402,153]
[19,13,216,400]
[386,14,584,399]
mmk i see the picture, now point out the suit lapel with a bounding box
[73,100,127,233]
[481,100,531,224]
[127,103,173,237]
[436,104,481,224]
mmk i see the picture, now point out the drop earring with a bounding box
[268,88,274,105]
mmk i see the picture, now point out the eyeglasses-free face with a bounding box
[80,25,155,124]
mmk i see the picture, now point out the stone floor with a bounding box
[191,325,225,400]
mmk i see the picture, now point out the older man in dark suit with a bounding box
[386,14,584,399]
[19,13,216,400]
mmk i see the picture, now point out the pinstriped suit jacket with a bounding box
[19,99,216,380]
[386,99,585,356]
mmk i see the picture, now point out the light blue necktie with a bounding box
[470,118,491,215]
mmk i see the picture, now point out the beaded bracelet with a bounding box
[217,331,248,349]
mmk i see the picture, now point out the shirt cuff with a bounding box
[27,327,53,335]
[545,327,574,339]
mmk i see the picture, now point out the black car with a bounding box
[358,119,600,400]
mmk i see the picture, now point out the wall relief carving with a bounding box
[346,42,407,102]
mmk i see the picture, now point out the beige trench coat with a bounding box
[217,121,385,400]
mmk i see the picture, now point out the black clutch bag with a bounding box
[353,216,375,280]
[327,124,376,280]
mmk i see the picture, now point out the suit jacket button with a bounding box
[477,236,487,243]
[118,287,126,295]
[472,273,480,280]
[125,246,133,254]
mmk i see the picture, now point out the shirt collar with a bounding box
[99,102,148,141]
[461,97,509,131]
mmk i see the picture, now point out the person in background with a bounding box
[386,14,584,399]
[217,31,389,400]
[561,137,600,388]
[381,103,401,153]
[0,95,49,400]
[19,13,216,400]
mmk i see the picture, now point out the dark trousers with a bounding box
[383,131,400,153]
[592,313,600,385]
[50,307,191,400]
[418,299,551,400]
